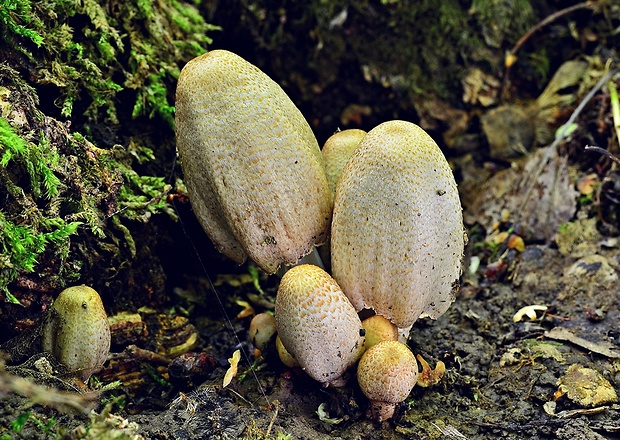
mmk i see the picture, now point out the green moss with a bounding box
[2,0,218,128]
[0,210,80,298]
[0,0,44,47]
[0,113,82,295]
[0,62,175,296]
[1,118,62,199]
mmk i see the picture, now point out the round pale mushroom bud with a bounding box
[42,285,111,381]
[248,312,277,351]
[175,50,332,274]
[321,129,367,201]
[331,120,465,332]
[357,340,418,421]
[275,264,365,386]
[361,315,398,351]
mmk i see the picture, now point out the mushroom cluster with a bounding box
[176,50,464,421]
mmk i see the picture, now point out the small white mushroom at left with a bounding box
[42,285,111,381]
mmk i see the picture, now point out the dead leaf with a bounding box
[555,364,618,407]
[462,67,501,107]
[223,349,241,388]
[513,305,547,322]
[544,327,620,359]
[576,173,599,195]
[465,147,578,242]
[316,403,343,425]
[235,299,254,319]
[415,354,446,387]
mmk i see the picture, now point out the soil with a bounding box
[3,167,619,440]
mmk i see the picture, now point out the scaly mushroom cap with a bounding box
[275,264,365,386]
[42,285,111,381]
[357,340,418,421]
[321,129,366,201]
[176,50,332,274]
[331,120,465,329]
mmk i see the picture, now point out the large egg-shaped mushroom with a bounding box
[331,120,465,330]
[175,50,331,274]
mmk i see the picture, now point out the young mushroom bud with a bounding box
[42,285,111,382]
[331,120,465,332]
[248,312,277,352]
[275,264,365,386]
[361,315,398,351]
[321,129,367,201]
[175,50,332,274]
[275,335,300,369]
[357,340,418,422]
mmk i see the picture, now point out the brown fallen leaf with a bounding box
[555,364,618,407]
[544,327,620,359]
[465,146,578,242]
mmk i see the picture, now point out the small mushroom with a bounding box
[321,129,367,201]
[331,120,465,331]
[275,264,365,386]
[361,315,398,351]
[275,335,300,368]
[357,340,418,421]
[175,50,332,274]
[248,312,277,351]
[41,285,110,381]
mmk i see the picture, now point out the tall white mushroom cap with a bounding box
[331,120,465,329]
[175,50,331,274]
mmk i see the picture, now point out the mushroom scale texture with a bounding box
[275,264,365,386]
[357,340,418,421]
[41,285,111,381]
[175,50,332,274]
[331,120,465,329]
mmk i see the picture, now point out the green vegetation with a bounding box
[2,0,219,127]
[0,116,60,198]
[0,411,61,440]
[0,114,81,298]
[0,0,218,298]
[0,0,43,47]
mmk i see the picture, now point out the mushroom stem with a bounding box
[368,401,397,422]
[276,245,325,278]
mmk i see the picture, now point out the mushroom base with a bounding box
[368,400,397,422]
